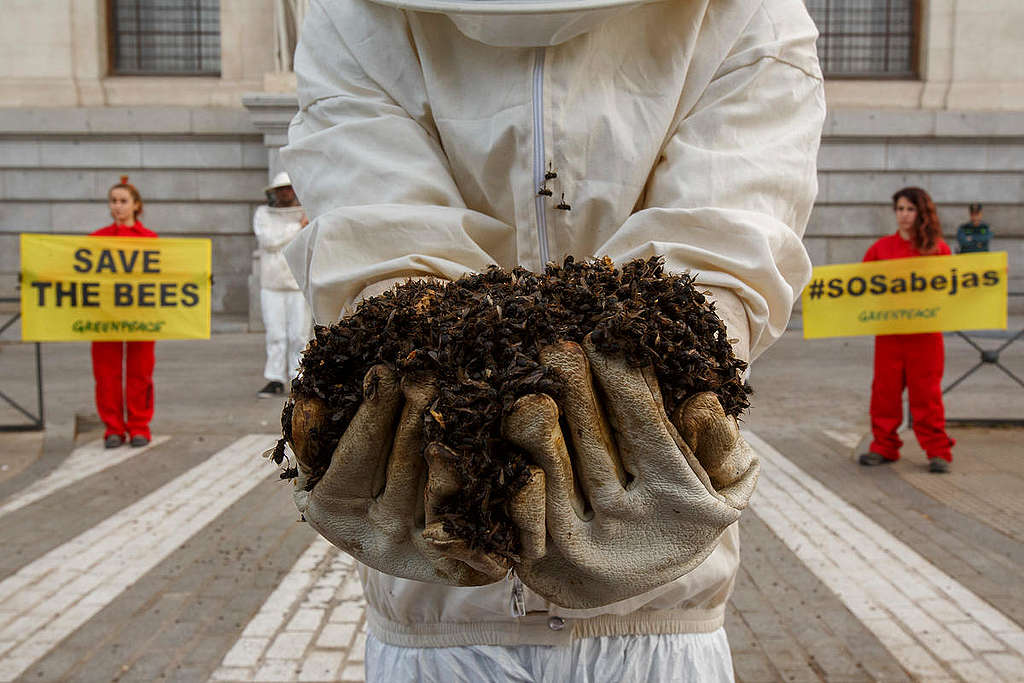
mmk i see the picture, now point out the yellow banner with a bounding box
[20,234,211,341]
[802,252,1008,339]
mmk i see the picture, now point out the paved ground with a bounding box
[0,319,1022,682]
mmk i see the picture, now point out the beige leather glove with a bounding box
[702,285,751,363]
[503,337,759,609]
[290,366,510,585]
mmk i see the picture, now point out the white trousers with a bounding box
[365,629,735,683]
[261,288,311,384]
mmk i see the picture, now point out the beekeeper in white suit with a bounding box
[282,0,825,678]
[254,172,311,397]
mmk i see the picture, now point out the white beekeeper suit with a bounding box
[282,0,824,678]
[254,173,312,388]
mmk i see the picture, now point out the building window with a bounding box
[111,0,221,75]
[805,0,918,78]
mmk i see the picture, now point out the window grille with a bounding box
[111,0,221,75]
[805,0,918,78]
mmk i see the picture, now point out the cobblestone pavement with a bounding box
[0,326,1021,681]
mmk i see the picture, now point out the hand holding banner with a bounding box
[20,234,211,341]
[802,252,1007,339]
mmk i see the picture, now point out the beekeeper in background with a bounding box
[282,0,825,678]
[254,172,311,398]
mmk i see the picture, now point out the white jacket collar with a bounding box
[368,0,661,46]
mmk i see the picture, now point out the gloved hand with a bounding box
[503,336,759,609]
[290,365,514,585]
[701,285,751,363]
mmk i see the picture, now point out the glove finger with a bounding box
[581,335,706,482]
[713,439,759,510]
[421,524,510,581]
[503,394,588,536]
[314,365,403,501]
[539,342,629,508]
[289,395,329,475]
[422,442,462,526]
[424,444,546,563]
[421,442,514,581]
[511,466,546,560]
[674,393,760,509]
[674,393,735,470]
[376,376,436,517]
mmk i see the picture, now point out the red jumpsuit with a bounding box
[91,222,158,441]
[864,234,955,463]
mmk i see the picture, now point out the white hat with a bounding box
[264,171,293,194]
[367,0,655,46]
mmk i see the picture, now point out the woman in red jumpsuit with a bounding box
[859,187,955,473]
[92,177,158,448]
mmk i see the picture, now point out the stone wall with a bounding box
[4,1,1024,110]
[807,110,1024,312]
[824,0,1024,111]
[2,0,1020,326]
[2,102,1021,322]
[0,0,276,107]
[0,107,268,318]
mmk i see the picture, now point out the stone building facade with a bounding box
[1,0,1022,326]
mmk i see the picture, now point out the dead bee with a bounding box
[262,438,287,465]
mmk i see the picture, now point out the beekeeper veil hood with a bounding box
[367,0,661,47]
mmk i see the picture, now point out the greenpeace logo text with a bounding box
[857,307,939,323]
[72,319,166,333]
[807,267,1000,300]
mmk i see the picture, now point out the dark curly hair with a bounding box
[892,186,941,254]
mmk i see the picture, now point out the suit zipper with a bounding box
[532,47,550,268]
[508,569,527,617]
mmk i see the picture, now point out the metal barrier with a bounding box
[942,291,1024,426]
[0,297,44,431]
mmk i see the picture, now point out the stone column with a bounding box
[275,0,309,73]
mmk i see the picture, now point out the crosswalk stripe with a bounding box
[745,430,1024,682]
[0,434,277,682]
[821,428,861,450]
[0,436,170,519]
[210,537,368,683]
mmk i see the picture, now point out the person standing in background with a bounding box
[859,187,956,473]
[255,172,311,397]
[92,177,157,448]
[956,203,991,253]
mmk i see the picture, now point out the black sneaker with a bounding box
[858,452,895,466]
[258,381,285,398]
[130,435,150,448]
[928,458,950,473]
[104,434,124,449]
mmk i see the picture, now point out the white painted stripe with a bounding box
[212,536,367,682]
[0,436,170,518]
[0,434,277,682]
[821,428,861,450]
[745,430,1024,682]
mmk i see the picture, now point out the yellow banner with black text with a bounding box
[802,252,1007,339]
[20,234,211,341]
